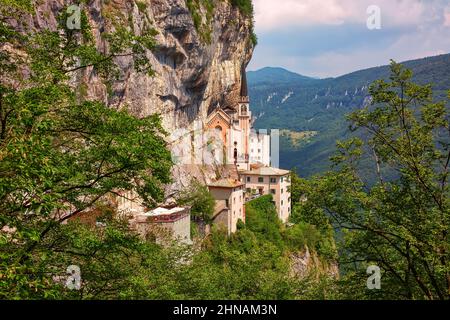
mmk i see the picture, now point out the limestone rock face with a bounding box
[290,246,339,280]
[16,0,254,196]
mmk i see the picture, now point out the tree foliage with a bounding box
[0,3,172,298]
[296,62,450,299]
[176,179,215,223]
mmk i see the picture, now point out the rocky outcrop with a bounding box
[290,245,339,280]
[10,0,254,196]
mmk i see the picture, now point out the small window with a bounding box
[281,188,284,194]
[270,178,277,183]
[258,149,261,153]
[271,189,276,195]
[258,177,264,183]
[247,176,251,182]
[281,177,284,182]
[281,200,284,206]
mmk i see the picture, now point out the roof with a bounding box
[207,107,231,125]
[208,178,244,189]
[145,207,186,217]
[240,66,248,97]
[131,206,190,224]
[240,166,290,176]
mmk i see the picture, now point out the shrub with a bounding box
[176,179,215,223]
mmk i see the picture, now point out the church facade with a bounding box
[206,70,291,226]
[206,70,271,171]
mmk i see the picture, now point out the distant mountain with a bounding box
[248,54,450,178]
[247,67,318,85]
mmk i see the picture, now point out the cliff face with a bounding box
[17,0,254,195]
[290,246,339,280]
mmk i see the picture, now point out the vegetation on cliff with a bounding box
[0,1,172,297]
[176,179,215,223]
[185,0,257,46]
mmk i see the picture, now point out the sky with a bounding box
[247,0,450,78]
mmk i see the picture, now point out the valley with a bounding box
[248,53,450,177]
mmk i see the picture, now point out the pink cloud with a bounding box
[444,6,450,27]
[253,0,432,32]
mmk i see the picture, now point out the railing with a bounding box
[145,212,189,223]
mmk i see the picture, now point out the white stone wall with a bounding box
[242,174,291,223]
[249,131,271,167]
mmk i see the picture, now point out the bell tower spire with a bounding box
[240,65,249,102]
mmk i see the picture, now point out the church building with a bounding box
[206,68,291,229]
[206,69,252,171]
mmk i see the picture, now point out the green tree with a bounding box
[176,179,215,223]
[302,61,450,300]
[0,3,172,298]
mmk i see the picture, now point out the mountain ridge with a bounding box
[247,66,319,85]
[248,53,450,177]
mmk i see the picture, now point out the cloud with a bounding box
[253,0,348,31]
[249,0,450,77]
[445,5,450,27]
[253,0,441,32]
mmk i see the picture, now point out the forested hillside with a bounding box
[248,54,450,177]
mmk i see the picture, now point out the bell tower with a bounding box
[237,66,251,170]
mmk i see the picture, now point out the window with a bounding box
[258,149,261,153]
[270,178,277,183]
[258,177,264,183]
[233,197,236,204]
[281,188,284,194]
[280,177,284,182]
[247,176,251,183]
[271,189,276,195]
[281,200,284,206]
